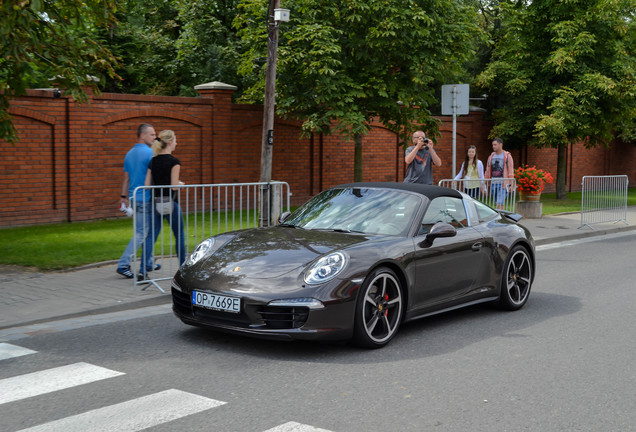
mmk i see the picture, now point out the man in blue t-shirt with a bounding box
[116,124,160,279]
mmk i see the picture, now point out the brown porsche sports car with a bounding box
[171,182,535,348]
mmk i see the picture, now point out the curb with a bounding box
[0,294,171,331]
[533,223,636,246]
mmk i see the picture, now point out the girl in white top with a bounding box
[454,145,484,198]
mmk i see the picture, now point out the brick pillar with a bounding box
[195,81,237,183]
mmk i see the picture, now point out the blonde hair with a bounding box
[152,130,176,156]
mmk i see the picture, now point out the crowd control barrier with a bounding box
[438,178,517,213]
[129,181,291,292]
[580,175,628,230]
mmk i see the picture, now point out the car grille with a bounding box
[173,288,310,330]
[257,306,309,329]
[172,287,192,314]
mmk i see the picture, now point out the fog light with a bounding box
[268,298,324,310]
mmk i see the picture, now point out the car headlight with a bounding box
[304,252,347,285]
[186,238,215,266]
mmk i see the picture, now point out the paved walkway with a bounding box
[1,208,635,332]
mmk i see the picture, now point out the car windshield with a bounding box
[284,188,422,236]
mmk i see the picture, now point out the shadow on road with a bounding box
[175,290,581,364]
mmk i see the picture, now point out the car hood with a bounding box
[183,227,371,281]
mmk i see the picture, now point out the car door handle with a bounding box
[472,242,483,251]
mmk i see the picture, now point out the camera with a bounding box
[421,137,429,150]
[119,202,133,217]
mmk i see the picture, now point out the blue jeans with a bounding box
[491,183,508,206]
[155,202,186,266]
[117,200,161,271]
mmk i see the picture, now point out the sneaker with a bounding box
[116,267,134,279]
[146,264,161,272]
[137,273,148,282]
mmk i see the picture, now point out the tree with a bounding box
[99,0,245,97]
[0,0,121,143]
[172,0,244,96]
[477,0,636,198]
[97,0,181,95]
[235,0,483,181]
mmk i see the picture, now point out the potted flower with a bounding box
[514,165,554,201]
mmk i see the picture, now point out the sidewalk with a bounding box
[1,207,635,332]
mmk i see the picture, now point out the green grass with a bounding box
[0,211,258,271]
[2,189,635,271]
[532,188,636,215]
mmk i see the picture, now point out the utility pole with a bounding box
[259,0,289,226]
[260,0,280,185]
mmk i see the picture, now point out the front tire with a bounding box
[352,267,404,348]
[499,245,533,310]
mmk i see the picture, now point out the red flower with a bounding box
[514,165,553,194]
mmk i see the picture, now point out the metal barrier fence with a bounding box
[580,175,628,230]
[438,178,517,213]
[129,181,291,292]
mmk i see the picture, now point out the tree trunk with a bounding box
[354,133,363,182]
[556,144,567,199]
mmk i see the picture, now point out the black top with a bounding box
[149,154,181,197]
[333,182,462,200]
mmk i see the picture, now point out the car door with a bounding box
[410,196,491,311]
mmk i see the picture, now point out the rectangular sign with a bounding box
[441,84,470,115]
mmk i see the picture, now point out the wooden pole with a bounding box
[260,0,280,226]
[260,0,280,184]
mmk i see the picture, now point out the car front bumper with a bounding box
[171,286,356,342]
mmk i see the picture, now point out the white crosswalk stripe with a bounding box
[0,362,124,405]
[16,389,226,432]
[0,342,37,361]
[263,422,334,432]
[0,344,333,432]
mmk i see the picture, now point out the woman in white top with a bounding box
[454,145,484,198]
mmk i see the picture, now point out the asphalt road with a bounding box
[1,232,635,432]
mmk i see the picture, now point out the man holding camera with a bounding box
[404,130,442,184]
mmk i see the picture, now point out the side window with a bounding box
[419,197,468,234]
[473,199,499,223]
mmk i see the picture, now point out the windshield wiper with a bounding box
[312,227,365,234]
[278,223,304,229]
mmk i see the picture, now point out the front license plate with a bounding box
[192,291,241,313]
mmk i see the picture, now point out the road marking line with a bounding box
[0,343,37,361]
[264,422,334,432]
[16,389,226,432]
[0,304,172,342]
[0,362,124,405]
[536,231,635,251]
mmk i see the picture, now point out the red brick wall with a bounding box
[1,88,634,227]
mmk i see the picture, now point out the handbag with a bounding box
[155,195,174,215]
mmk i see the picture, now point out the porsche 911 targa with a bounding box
[171,182,535,348]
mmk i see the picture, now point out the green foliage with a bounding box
[99,0,245,97]
[0,0,122,143]
[235,0,484,145]
[477,0,636,150]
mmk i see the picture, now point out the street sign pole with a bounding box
[452,86,457,177]
[441,84,470,178]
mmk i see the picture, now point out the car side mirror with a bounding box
[278,211,292,224]
[418,222,457,248]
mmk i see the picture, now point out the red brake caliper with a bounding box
[384,293,389,317]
